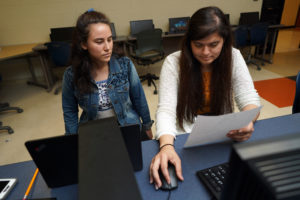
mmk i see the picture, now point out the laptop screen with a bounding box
[169,17,190,34]
[78,118,142,200]
[25,122,143,188]
[25,134,78,188]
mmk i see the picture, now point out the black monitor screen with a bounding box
[110,23,116,39]
[130,20,154,36]
[50,27,75,42]
[224,14,230,23]
[239,12,260,25]
[169,17,190,34]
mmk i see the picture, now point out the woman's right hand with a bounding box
[149,135,184,189]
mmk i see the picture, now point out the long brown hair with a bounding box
[177,6,233,129]
[72,11,118,94]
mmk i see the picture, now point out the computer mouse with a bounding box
[159,164,178,190]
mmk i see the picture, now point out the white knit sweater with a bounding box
[155,48,261,139]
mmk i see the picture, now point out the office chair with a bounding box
[128,28,164,94]
[292,71,300,114]
[234,25,249,48]
[249,23,269,69]
[239,12,260,26]
[0,74,23,134]
[0,103,23,134]
[234,23,268,70]
[234,25,257,67]
[45,41,71,94]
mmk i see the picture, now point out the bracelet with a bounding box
[159,143,174,151]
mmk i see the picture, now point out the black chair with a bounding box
[234,25,249,48]
[0,74,23,134]
[239,12,260,26]
[293,71,300,114]
[234,23,268,70]
[249,23,269,69]
[234,25,259,69]
[45,41,71,94]
[128,28,164,94]
[0,103,23,134]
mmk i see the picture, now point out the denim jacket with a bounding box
[62,56,152,134]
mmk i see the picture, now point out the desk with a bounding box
[32,44,56,92]
[2,114,300,200]
[0,44,48,89]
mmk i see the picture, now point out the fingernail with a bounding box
[155,185,158,190]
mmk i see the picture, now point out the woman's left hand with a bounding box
[146,129,153,139]
[226,121,254,142]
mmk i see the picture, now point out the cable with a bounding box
[166,190,171,200]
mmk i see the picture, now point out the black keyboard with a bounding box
[196,163,229,200]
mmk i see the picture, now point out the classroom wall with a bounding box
[0,0,262,46]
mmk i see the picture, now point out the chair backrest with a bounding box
[249,23,269,45]
[239,12,260,26]
[293,71,300,114]
[45,41,71,67]
[135,28,163,57]
[234,25,249,48]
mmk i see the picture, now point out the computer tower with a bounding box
[221,133,300,200]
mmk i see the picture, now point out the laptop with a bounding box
[169,17,190,34]
[78,117,142,200]
[25,120,143,188]
[25,134,78,188]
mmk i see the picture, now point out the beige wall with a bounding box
[280,0,300,26]
[0,0,262,46]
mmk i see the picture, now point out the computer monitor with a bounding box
[50,27,75,43]
[110,22,116,39]
[224,14,230,23]
[130,19,154,36]
[239,12,260,26]
[221,133,300,200]
[168,17,190,34]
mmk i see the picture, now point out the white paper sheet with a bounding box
[184,106,262,148]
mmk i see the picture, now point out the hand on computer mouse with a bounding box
[159,164,178,190]
[149,135,184,190]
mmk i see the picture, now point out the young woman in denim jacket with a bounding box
[62,10,153,139]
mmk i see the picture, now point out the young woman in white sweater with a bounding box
[149,6,261,189]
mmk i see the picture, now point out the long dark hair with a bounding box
[177,6,233,129]
[72,11,111,94]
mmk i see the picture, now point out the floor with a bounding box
[0,28,299,166]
